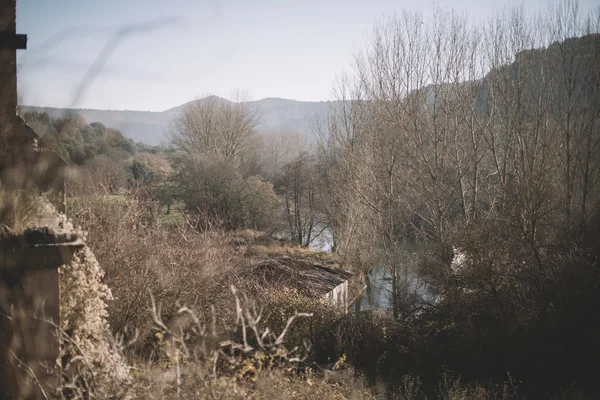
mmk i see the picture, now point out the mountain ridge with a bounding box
[20,97,333,145]
[20,34,598,146]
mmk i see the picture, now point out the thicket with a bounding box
[66,186,598,397]
[312,1,600,397]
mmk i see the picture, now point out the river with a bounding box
[306,226,429,312]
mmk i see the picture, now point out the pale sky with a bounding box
[17,0,599,111]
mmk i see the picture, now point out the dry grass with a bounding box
[235,232,339,266]
[124,286,377,400]
[68,194,239,352]
[132,357,377,400]
[68,193,343,358]
[61,192,383,399]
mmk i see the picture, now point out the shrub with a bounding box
[128,286,376,400]
[68,193,238,353]
[260,288,342,365]
[176,156,281,231]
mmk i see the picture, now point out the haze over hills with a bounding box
[20,97,334,145]
[20,33,599,147]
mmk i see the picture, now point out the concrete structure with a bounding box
[322,278,349,310]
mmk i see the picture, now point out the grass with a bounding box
[160,200,187,225]
[231,230,340,266]
[71,194,128,204]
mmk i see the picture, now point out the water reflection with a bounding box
[307,224,333,252]
[353,262,430,312]
[356,265,393,311]
[277,224,430,312]
[275,222,333,252]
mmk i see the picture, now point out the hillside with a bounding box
[20,33,598,147]
[20,97,333,145]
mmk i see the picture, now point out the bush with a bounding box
[177,156,281,231]
[129,288,376,400]
[414,213,600,398]
[260,288,342,365]
[69,193,238,354]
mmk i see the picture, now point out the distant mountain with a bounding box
[23,34,597,147]
[20,97,334,146]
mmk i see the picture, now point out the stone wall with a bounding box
[0,229,83,399]
[0,0,17,118]
[0,2,73,398]
[0,0,66,212]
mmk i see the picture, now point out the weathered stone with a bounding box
[0,230,83,399]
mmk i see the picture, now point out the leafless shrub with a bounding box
[128,287,330,400]
[67,193,239,353]
[392,375,423,400]
[439,373,520,400]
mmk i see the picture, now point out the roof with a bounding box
[240,256,352,297]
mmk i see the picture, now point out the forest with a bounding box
[3,1,600,399]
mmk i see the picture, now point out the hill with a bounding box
[20,97,333,145]
[21,33,598,147]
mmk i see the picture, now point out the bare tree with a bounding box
[320,1,600,319]
[168,94,283,230]
[277,151,320,247]
[547,1,600,229]
[169,95,259,166]
[252,130,309,182]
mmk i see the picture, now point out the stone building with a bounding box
[0,1,77,398]
[0,0,66,212]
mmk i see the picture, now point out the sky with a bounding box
[17,0,599,112]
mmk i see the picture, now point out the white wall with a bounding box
[323,280,349,312]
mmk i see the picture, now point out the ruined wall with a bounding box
[0,0,17,116]
[0,2,70,398]
[0,259,61,399]
[0,0,66,212]
[0,0,33,174]
[0,226,84,399]
[0,0,36,177]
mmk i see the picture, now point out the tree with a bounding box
[169,95,259,165]
[277,152,320,247]
[169,94,282,230]
[177,155,279,230]
[252,130,309,182]
[320,2,600,320]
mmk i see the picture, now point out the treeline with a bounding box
[22,111,136,164]
[318,5,600,311]
[21,111,174,193]
[23,101,320,238]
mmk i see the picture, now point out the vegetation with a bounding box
[3,1,600,399]
[312,2,600,397]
